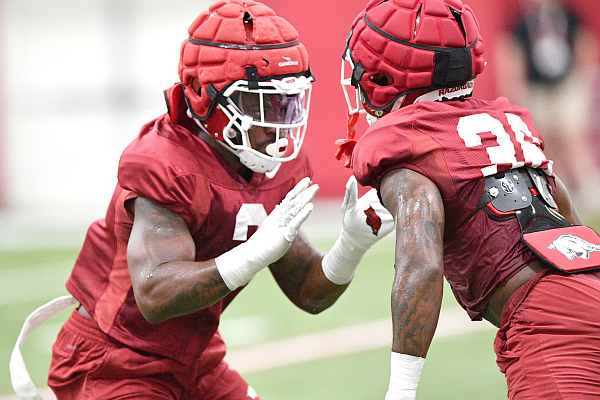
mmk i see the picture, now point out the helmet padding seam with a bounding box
[186,37,300,51]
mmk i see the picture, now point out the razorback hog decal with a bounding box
[364,206,382,236]
[548,234,600,261]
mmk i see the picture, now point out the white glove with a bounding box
[322,176,394,284]
[216,177,319,290]
[340,175,394,250]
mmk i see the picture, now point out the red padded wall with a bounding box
[261,0,599,197]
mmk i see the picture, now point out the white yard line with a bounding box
[226,307,494,374]
[1,307,494,400]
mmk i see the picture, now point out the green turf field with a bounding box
[0,234,508,399]
[3,214,599,399]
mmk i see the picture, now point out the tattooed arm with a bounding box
[127,179,317,324]
[379,168,445,357]
[127,197,231,324]
[270,176,394,315]
[377,168,444,399]
[269,230,349,314]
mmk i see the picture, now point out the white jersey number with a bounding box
[457,113,547,176]
[233,204,267,241]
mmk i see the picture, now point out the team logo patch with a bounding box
[500,178,515,194]
[548,234,600,261]
[364,206,382,236]
[521,225,600,273]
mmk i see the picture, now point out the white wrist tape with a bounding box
[385,352,425,400]
[215,242,261,291]
[321,232,366,285]
[215,177,318,291]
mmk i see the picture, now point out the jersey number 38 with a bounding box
[457,112,548,177]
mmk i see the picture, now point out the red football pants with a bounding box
[495,270,600,399]
[48,309,259,400]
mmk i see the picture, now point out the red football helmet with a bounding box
[178,0,314,173]
[341,0,486,118]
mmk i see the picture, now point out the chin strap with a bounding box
[214,140,280,174]
[195,118,281,175]
[334,111,360,168]
[335,93,407,168]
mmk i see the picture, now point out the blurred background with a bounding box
[0,0,599,398]
[0,0,599,235]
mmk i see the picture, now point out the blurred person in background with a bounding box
[10,1,393,399]
[496,0,600,215]
[337,0,600,398]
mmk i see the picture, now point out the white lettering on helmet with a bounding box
[279,56,299,67]
[438,80,474,96]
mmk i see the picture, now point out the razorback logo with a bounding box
[364,206,382,236]
[548,234,600,260]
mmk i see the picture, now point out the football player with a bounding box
[338,0,600,399]
[11,1,394,399]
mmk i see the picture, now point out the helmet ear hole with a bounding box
[370,73,394,86]
[414,5,422,38]
[243,12,254,41]
[192,78,202,96]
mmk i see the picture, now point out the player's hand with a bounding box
[253,177,319,254]
[321,176,393,285]
[216,177,319,290]
[341,176,394,251]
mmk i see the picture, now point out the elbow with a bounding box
[296,287,346,315]
[403,263,444,298]
[395,261,443,293]
[297,299,331,315]
[144,315,164,325]
[417,263,444,288]
[137,298,165,325]
[141,309,165,325]
[133,285,168,325]
[427,262,444,281]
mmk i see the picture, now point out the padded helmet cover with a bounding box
[178,0,310,120]
[347,0,485,109]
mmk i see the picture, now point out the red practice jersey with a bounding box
[352,97,552,319]
[66,109,313,365]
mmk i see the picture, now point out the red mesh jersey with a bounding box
[66,111,312,365]
[352,97,551,319]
